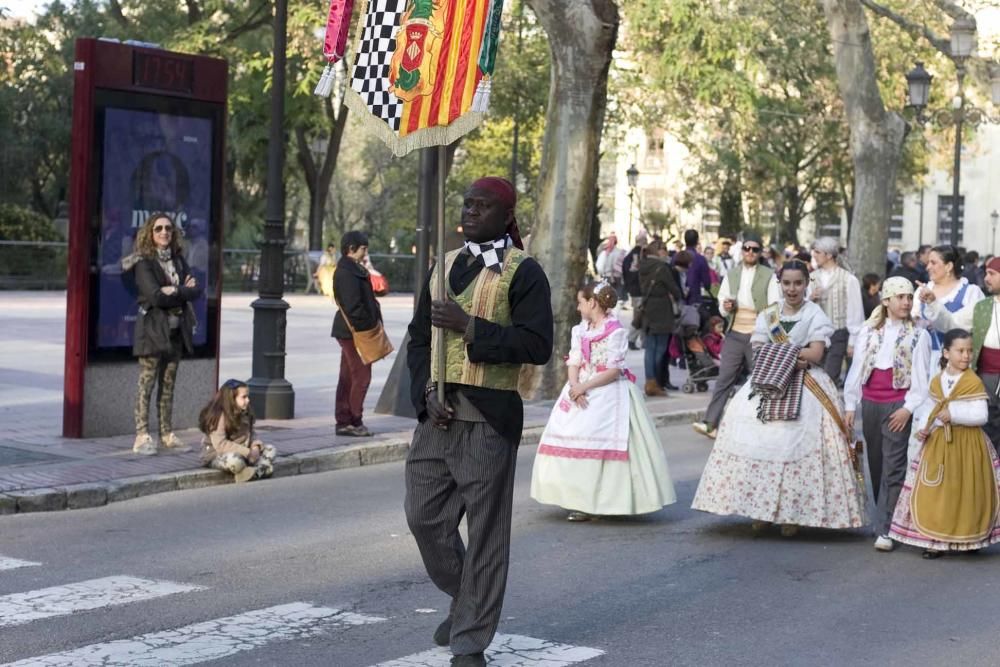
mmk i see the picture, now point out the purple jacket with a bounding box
[676,247,710,306]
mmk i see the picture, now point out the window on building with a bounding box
[644,130,665,170]
[890,193,904,242]
[937,195,965,244]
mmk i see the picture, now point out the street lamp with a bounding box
[626,163,639,244]
[992,209,999,256]
[904,18,999,248]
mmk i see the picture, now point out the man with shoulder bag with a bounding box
[332,230,392,437]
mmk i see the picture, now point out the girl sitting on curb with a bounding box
[198,379,276,483]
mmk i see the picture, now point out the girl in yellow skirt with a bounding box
[530,281,676,521]
[889,329,1000,558]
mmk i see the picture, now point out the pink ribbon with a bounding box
[322,0,355,63]
[581,319,623,364]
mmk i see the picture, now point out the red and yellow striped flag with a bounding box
[337,0,504,157]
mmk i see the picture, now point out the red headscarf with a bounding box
[470,176,523,249]
[987,257,1000,274]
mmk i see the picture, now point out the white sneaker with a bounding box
[160,432,190,452]
[692,422,717,439]
[874,535,895,552]
[132,433,157,456]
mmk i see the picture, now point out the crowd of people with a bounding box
[121,184,1000,666]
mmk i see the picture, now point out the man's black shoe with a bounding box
[450,653,486,667]
[628,342,640,350]
[433,616,452,647]
[664,382,679,391]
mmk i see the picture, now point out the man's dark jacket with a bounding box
[406,250,553,445]
[332,255,381,339]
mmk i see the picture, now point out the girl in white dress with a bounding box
[692,260,867,535]
[530,281,676,521]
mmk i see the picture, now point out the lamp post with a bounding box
[626,163,639,244]
[904,18,998,248]
[248,0,294,419]
[992,209,999,256]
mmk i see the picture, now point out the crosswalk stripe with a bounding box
[0,557,41,572]
[0,576,204,628]
[1,602,386,667]
[372,633,605,666]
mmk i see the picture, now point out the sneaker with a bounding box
[335,425,360,436]
[352,424,374,437]
[160,432,190,452]
[132,433,157,456]
[874,535,895,552]
[692,422,717,439]
[566,511,592,522]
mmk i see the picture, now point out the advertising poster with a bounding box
[96,107,213,350]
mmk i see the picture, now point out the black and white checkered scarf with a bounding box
[464,235,512,274]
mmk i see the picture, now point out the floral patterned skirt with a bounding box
[692,373,867,529]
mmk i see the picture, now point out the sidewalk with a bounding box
[0,393,708,514]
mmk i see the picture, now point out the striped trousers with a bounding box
[404,419,517,655]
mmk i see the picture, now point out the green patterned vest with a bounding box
[430,247,528,390]
[724,263,774,330]
[971,297,995,371]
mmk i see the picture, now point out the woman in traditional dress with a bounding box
[843,277,931,552]
[692,260,867,535]
[913,245,984,372]
[531,281,676,521]
[889,329,1000,558]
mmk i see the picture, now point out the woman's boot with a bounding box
[645,379,666,397]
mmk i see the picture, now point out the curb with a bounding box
[0,408,704,516]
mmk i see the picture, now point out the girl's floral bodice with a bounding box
[567,318,630,383]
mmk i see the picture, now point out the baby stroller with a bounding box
[677,296,721,394]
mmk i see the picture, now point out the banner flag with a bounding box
[318,0,505,157]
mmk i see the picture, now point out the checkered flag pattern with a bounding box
[464,236,512,274]
[350,0,405,132]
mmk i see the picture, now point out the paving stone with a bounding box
[359,440,410,466]
[107,474,178,504]
[0,493,16,515]
[65,483,109,509]
[176,468,229,491]
[14,487,67,513]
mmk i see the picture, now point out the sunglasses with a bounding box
[742,245,762,253]
[153,224,174,233]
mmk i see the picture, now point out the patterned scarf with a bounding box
[750,342,805,423]
[860,320,917,389]
[464,235,512,274]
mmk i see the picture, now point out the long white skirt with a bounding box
[691,368,867,529]
[530,382,676,515]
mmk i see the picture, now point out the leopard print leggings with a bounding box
[134,352,180,436]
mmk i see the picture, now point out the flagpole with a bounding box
[436,144,447,399]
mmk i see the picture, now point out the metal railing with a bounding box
[0,240,417,293]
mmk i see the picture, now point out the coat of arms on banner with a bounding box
[317,0,504,157]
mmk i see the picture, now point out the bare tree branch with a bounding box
[858,0,951,54]
[184,0,202,26]
[107,0,129,28]
[931,0,976,23]
[222,3,272,43]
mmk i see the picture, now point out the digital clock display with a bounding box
[132,51,194,93]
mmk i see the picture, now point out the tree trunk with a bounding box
[781,183,801,246]
[718,168,743,240]
[822,0,906,277]
[295,100,350,250]
[521,0,619,399]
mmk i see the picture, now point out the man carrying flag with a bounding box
[404,177,553,665]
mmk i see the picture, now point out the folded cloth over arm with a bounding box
[750,342,805,422]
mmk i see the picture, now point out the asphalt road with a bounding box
[2,424,1000,667]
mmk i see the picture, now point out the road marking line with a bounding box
[0,576,204,628]
[372,633,605,666]
[1,602,385,667]
[0,557,41,572]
